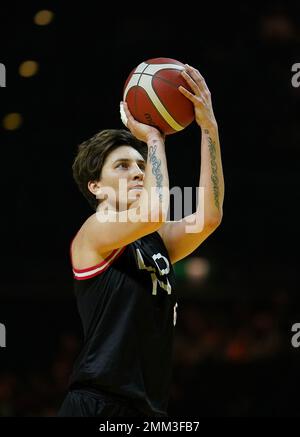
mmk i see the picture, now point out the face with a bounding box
[89,145,146,211]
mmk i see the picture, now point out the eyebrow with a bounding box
[113,158,145,165]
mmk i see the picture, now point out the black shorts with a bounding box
[57,388,146,418]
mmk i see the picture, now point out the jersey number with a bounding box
[136,249,172,296]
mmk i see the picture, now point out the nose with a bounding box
[131,162,144,181]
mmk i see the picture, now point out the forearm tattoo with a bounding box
[149,143,163,202]
[205,130,220,211]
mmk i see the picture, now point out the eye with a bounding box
[116,162,128,169]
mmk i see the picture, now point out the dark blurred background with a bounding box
[0,0,300,417]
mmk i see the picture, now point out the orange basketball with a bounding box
[123,57,195,135]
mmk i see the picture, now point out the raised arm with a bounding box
[82,103,169,254]
[158,64,224,264]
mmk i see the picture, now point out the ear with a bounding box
[88,180,102,197]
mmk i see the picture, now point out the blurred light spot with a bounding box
[261,14,295,42]
[185,257,210,282]
[2,113,23,130]
[34,10,54,26]
[19,61,39,78]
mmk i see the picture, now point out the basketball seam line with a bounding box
[135,64,149,119]
[144,73,186,130]
[132,72,184,90]
[134,81,183,132]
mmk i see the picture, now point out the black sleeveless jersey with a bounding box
[69,231,177,417]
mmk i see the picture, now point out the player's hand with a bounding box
[120,101,165,144]
[179,65,217,130]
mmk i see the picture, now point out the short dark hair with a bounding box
[72,129,147,210]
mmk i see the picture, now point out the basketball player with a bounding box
[58,64,224,417]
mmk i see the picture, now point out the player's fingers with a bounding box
[178,85,204,105]
[181,70,201,96]
[120,102,128,127]
[185,64,205,82]
[185,64,210,95]
[121,101,137,130]
[121,101,134,119]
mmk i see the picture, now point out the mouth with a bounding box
[129,185,143,190]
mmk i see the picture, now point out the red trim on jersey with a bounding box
[73,246,127,280]
[72,248,120,273]
[70,233,127,280]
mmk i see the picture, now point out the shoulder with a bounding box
[71,217,113,270]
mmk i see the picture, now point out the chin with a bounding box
[128,191,141,204]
